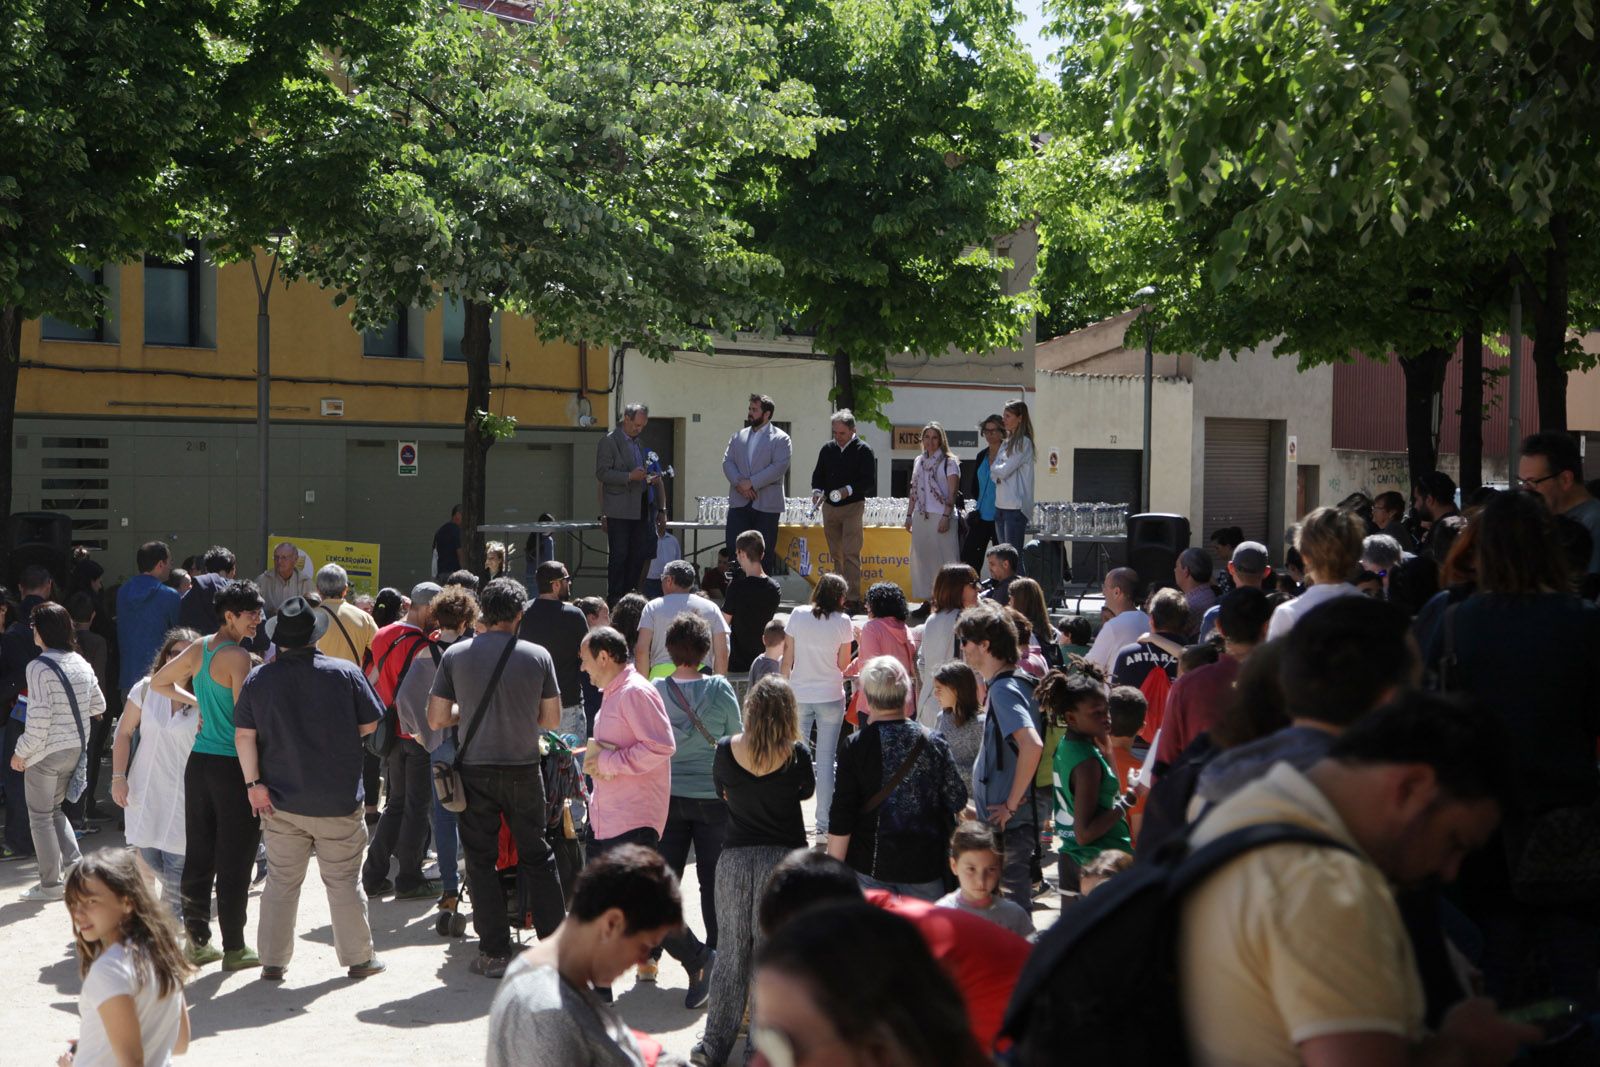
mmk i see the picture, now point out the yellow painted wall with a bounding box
[17,250,609,427]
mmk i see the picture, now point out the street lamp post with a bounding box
[1508,283,1522,475]
[1133,286,1158,512]
[250,227,290,574]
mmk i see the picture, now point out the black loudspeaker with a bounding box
[1126,513,1191,593]
[7,512,72,590]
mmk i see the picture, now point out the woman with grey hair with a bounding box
[825,656,968,900]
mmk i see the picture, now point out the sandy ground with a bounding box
[4,797,1061,1066]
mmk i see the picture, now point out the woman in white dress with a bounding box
[110,628,201,919]
[905,423,962,602]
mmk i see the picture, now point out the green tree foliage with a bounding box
[743,0,1042,420]
[0,0,406,548]
[232,0,829,568]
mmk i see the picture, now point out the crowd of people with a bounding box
[7,423,1600,1066]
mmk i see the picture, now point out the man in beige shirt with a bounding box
[257,541,314,615]
[1180,694,1538,1067]
[313,563,377,667]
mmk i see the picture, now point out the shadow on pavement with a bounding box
[614,980,707,1039]
[354,979,498,1029]
[186,974,350,1038]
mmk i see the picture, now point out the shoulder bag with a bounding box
[320,604,361,661]
[662,676,720,747]
[432,636,519,814]
[36,656,90,803]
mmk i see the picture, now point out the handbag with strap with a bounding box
[862,733,928,815]
[36,656,90,803]
[662,676,721,747]
[433,635,519,814]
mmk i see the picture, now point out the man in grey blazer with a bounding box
[596,403,663,602]
[722,394,792,573]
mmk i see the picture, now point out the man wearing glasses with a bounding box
[519,560,592,741]
[257,541,313,616]
[1520,430,1600,576]
[962,415,1005,570]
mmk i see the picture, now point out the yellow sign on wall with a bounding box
[773,525,912,593]
[267,535,382,599]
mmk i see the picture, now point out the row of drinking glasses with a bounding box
[1031,502,1131,537]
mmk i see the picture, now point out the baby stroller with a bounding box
[448,731,589,939]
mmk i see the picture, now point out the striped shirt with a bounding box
[16,649,106,763]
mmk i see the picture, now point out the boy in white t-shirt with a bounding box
[642,512,682,600]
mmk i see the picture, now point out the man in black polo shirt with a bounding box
[234,596,386,981]
[518,560,590,742]
[811,408,878,607]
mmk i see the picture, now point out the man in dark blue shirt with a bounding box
[235,596,386,981]
[433,504,464,578]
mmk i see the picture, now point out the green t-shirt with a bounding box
[1052,734,1132,864]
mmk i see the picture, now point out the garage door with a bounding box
[1203,418,1270,543]
[344,438,572,589]
[1071,448,1141,575]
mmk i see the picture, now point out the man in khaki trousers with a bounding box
[810,409,878,608]
[234,596,388,981]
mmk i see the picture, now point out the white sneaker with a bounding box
[21,882,64,902]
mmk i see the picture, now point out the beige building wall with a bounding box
[1030,371,1195,515]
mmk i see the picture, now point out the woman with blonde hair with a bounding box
[1266,506,1366,638]
[990,399,1036,561]
[692,676,815,1067]
[905,422,962,601]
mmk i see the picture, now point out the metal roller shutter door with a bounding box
[1203,419,1270,544]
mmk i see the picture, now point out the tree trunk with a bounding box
[458,299,495,575]
[0,307,18,561]
[1458,321,1484,497]
[1530,212,1570,432]
[832,349,854,412]
[1401,346,1451,488]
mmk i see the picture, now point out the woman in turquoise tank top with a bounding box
[150,580,265,971]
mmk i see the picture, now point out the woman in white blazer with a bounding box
[989,399,1036,560]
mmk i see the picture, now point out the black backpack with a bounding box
[996,822,1352,1067]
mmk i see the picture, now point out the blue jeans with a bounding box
[657,795,727,970]
[726,505,780,572]
[139,847,186,922]
[994,508,1028,572]
[797,700,846,834]
[856,871,946,903]
[430,738,461,896]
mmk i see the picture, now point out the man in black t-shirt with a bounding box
[722,531,781,674]
[433,504,464,578]
[518,560,591,741]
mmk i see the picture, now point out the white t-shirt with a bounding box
[1085,610,1151,673]
[1266,583,1361,640]
[122,678,199,856]
[76,944,184,1067]
[638,592,729,669]
[784,608,854,703]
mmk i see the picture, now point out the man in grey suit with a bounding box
[596,403,663,602]
[722,394,792,573]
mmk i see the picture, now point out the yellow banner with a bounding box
[266,535,382,600]
[773,525,912,592]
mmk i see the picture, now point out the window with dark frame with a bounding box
[41,266,106,342]
[143,238,203,347]
[362,307,415,359]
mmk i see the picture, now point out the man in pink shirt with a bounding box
[579,626,676,854]
[1153,587,1273,775]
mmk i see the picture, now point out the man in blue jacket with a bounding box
[117,541,180,696]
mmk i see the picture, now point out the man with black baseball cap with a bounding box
[235,595,388,981]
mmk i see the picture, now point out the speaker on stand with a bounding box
[6,512,73,592]
[1126,513,1191,594]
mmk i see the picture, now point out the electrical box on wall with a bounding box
[321,398,345,417]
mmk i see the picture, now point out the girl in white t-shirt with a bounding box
[781,573,854,838]
[62,849,191,1067]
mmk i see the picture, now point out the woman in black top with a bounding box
[827,656,967,901]
[693,677,813,1067]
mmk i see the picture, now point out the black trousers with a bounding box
[458,763,566,956]
[182,752,260,951]
[726,505,780,573]
[82,705,117,816]
[362,739,433,892]
[2,717,33,855]
[606,514,655,604]
[656,795,727,971]
[960,515,996,572]
[362,750,381,813]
